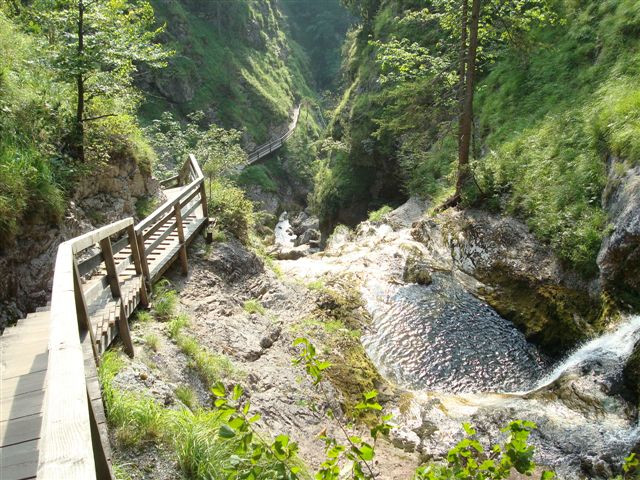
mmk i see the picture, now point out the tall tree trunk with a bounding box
[455,0,481,196]
[457,0,468,154]
[76,0,85,162]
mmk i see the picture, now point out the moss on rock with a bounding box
[479,264,602,357]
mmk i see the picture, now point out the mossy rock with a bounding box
[479,264,602,357]
[312,276,388,421]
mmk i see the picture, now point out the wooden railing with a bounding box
[36,155,208,479]
[247,105,301,165]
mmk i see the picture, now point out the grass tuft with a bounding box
[243,299,266,315]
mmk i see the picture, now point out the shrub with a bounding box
[207,179,255,244]
[243,299,266,315]
[367,205,393,223]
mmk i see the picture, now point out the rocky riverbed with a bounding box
[110,197,639,479]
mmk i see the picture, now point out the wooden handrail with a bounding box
[37,155,208,479]
[38,242,97,479]
[135,177,202,233]
[246,104,301,165]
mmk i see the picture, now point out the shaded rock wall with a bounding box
[598,157,640,309]
[412,209,602,357]
[0,156,159,327]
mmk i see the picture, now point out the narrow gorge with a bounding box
[1,1,639,480]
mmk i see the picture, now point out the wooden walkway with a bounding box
[246,104,301,165]
[0,155,208,480]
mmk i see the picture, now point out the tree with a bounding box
[198,126,247,199]
[33,0,169,161]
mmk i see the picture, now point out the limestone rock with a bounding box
[411,209,600,356]
[403,254,433,285]
[390,428,421,453]
[598,159,640,306]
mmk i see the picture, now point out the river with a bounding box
[279,206,640,479]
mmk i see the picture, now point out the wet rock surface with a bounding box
[598,158,640,307]
[411,209,601,357]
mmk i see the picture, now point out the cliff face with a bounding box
[0,156,159,329]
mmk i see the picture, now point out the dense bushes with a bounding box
[0,12,67,243]
[207,180,255,244]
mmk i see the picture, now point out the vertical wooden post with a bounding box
[73,259,100,365]
[87,390,113,480]
[127,225,149,307]
[199,181,209,221]
[136,230,152,288]
[174,204,189,275]
[99,237,134,357]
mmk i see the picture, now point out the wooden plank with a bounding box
[1,371,46,398]
[1,439,39,480]
[1,353,48,380]
[141,209,175,240]
[135,177,201,233]
[178,186,201,210]
[0,414,43,447]
[128,226,149,307]
[188,154,204,179]
[37,242,97,480]
[199,181,209,219]
[144,221,177,255]
[0,390,45,422]
[99,238,121,299]
[72,218,133,254]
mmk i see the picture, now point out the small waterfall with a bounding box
[275,212,296,247]
[521,314,640,393]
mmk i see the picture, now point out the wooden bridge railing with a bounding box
[36,154,208,479]
[247,105,301,165]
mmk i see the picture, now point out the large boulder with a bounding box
[597,158,640,308]
[412,209,601,357]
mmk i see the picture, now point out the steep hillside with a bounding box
[315,0,640,279]
[141,0,318,145]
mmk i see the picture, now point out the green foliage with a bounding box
[99,351,166,447]
[167,313,190,339]
[142,0,317,144]
[415,421,555,480]
[135,310,153,324]
[281,0,351,90]
[243,299,266,316]
[237,164,279,192]
[320,0,640,273]
[0,12,67,244]
[144,333,159,352]
[151,279,178,321]
[135,196,159,219]
[367,205,393,223]
[172,323,236,387]
[207,179,255,244]
[174,385,198,411]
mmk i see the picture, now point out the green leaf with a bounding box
[211,382,226,397]
[249,413,261,423]
[363,390,378,400]
[233,384,244,401]
[219,424,236,438]
[541,471,556,480]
